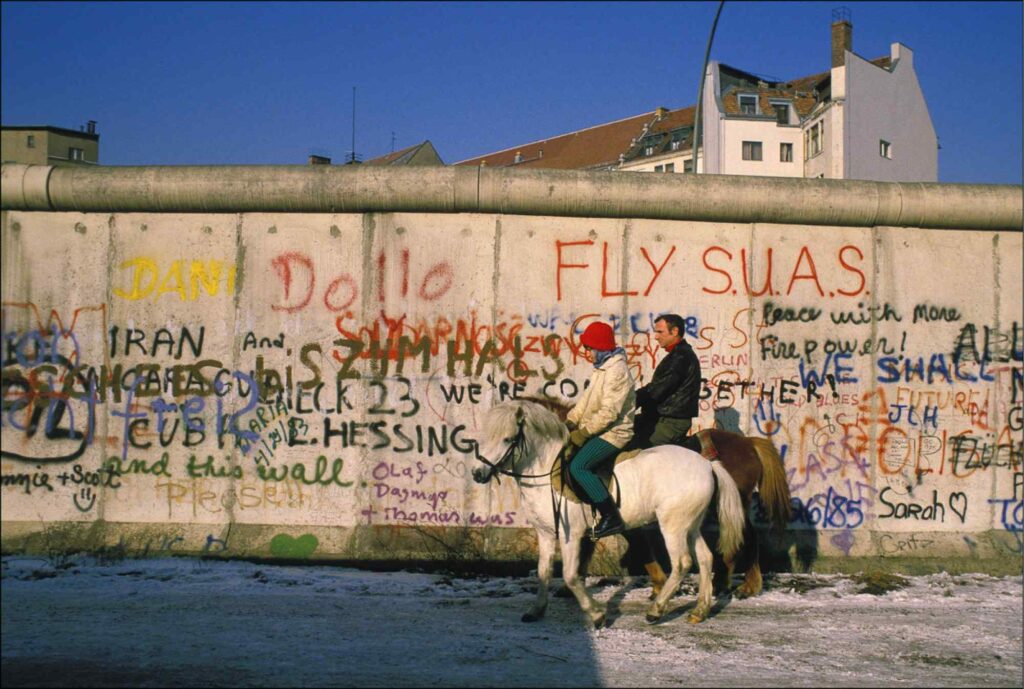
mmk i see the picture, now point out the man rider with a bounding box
[632,313,701,448]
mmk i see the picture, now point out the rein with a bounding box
[474,416,553,484]
[474,410,583,540]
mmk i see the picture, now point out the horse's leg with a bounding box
[524,533,556,622]
[716,549,736,595]
[715,505,748,595]
[623,528,667,600]
[644,561,668,600]
[645,524,691,624]
[687,533,715,624]
[734,522,762,598]
[560,535,606,629]
[555,536,594,598]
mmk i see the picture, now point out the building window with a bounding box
[670,140,680,151]
[739,94,758,115]
[771,101,790,125]
[880,140,892,159]
[69,147,84,161]
[26,135,36,148]
[644,145,654,156]
[654,165,664,172]
[665,163,675,173]
[780,143,793,162]
[742,141,763,161]
[807,120,823,158]
[683,159,694,173]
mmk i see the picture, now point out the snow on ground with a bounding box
[1,556,1021,688]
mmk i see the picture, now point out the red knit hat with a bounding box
[580,322,616,351]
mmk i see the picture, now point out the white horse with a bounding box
[472,400,746,628]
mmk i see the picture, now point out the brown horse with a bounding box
[520,398,791,599]
[646,429,792,599]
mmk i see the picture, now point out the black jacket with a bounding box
[636,339,701,419]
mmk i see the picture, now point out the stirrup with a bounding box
[590,515,626,540]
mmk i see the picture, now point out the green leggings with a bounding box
[569,437,619,504]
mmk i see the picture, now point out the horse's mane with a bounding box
[519,396,572,421]
[481,398,569,449]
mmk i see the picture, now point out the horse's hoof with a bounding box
[648,591,658,601]
[522,612,540,623]
[737,581,761,597]
[687,608,710,624]
[645,612,661,624]
[592,613,606,629]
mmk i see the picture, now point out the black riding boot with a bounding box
[592,498,625,539]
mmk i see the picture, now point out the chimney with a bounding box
[831,7,852,68]
[86,120,97,135]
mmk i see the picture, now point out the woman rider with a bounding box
[565,321,637,539]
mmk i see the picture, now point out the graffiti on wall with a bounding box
[2,217,1021,560]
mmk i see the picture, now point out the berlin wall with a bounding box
[1,164,1021,573]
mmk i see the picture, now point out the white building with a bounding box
[701,15,937,181]
[455,15,938,184]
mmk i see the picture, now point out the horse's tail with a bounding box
[751,437,793,531]
[710,461,745,560]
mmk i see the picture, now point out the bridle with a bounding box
[474,415,553,484]
[472,409,579,540]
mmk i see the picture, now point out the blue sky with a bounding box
[2,1,1021,184]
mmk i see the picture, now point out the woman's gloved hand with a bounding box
[568,429,589,447]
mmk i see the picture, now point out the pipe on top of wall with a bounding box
[1,163,1021,231]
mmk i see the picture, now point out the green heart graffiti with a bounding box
[269,533,319,559]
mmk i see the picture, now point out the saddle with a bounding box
[552,430,719,504]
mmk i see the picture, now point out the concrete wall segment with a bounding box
[1,163,54,211]
[2,172,1022,573]
[2,164,1020,231]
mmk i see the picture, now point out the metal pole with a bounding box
[692,0,724,174]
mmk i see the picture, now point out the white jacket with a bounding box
[566,350,636,449]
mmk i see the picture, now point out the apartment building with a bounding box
[700,13,936,181]
[1,121,100,167]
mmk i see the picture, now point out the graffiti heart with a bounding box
[269,533,319,559]
[948,492,968,523]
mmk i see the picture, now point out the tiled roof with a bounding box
[453,110,673,170]
[619,107,697,163]
[364,140,443,166]
[454,56,892,170]
[721,87,819,118]
[364,143,422,165]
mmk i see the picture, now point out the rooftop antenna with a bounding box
[347,86,361,164]
[391,131,396,153]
